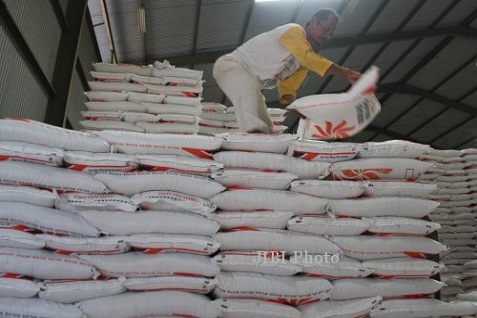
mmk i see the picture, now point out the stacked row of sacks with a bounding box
[1,118,477,317]
[417,148,477,303]
[81,61,205,134]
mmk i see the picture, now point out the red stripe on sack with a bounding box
[0,155,53,164]
[228,227,261,232]
[403,251,426,258]
[182,148,213,159]
[172,272,203,277]
[138,247,206,255]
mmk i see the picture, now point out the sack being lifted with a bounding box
[287,66,381,140]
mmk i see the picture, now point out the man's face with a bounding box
[307,15,338,50]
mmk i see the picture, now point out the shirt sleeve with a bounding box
[279,25,333,77]
[278,66,308,104]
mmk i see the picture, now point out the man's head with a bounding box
[305,8,339,51]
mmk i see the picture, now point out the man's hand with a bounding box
[281,94,296,105]
[347,70,361,85]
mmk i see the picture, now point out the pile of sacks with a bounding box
[0,118,477,317]
[417,149,477,302]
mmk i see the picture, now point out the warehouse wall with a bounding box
[0,0,100,129]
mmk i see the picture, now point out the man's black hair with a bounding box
[306,8,340,27]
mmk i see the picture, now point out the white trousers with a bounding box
[213,54,274,133]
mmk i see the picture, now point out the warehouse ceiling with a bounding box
[88,0,477,150]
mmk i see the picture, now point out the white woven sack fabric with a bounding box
[211,189,328,214]
[78,291,218,318]
[329,197,439,218]
[0,229,45,249]
[211,169,297,190]
[209,211,293,230]
[361,180,437,198]
[287,140,358,162]
[153,60,203,79]
[123,233,220,255]
[122,112,160,123]
[85,101,147,112]
[370,299,477,318]
[55,193,137,213]
[88,81,147,92]
[0,118,110,152]
[137,154,223,176]
[0,161,110,194]
[287,215,371,236]
[0,277,39,298]
[213,151,331,179]
[93,130,221,158]
[201,102,227,112]
[358,140,431,158]
[331,236,447,260]
[85,91,128,102]
[80,120,145,133]
[214,228,342,255]
[144,83,202,97]
[136,122,199,134]
[130,74,165,85]
[331,158,432,181]
[38,279,126,303]
[163,95,202,107]
[362,258,444,278]
[0,202,100,237]
[63,151,138,174]
[365,217,441,236]
[0,185,57,207]
[211,298,301,318]
[0,297,84,318]
[142,103,201,117]
[127,92,164,103]
[0,141,64,166]
[80,210,219,236]
[36,234,130,255]
[95,171,225,198]
[77,252,219,278]
[457,290,477,301]
[131,190,216,215]
[330,278,444,300]
[215,272,332,305]
[0,248,98,280]
[290,180,365,199]
[299,296,382,318]
[211,251,301,276]
[216,133,297,154]
[81,110,123,121]
[296,255,370,278]
[90,71,132,82]
[92,62,153,76]
[123,276,217,294]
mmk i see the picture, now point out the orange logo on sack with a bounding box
[337,168,393,180]
[311,120,356,139]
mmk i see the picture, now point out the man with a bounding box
[213,8,361,133]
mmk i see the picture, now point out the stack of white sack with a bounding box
[81,60,204,134]
[198,102,288,135]
[417,148,477,301]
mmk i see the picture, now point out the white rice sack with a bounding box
[216,133,297,154]
[463,260,477,270]
[36,234,129,255]
[299,296,382,318]
[90,71,131,82]
[287,215,371,236]
[136,122,199,134]
[55,193,137,212]
[0,185,56,207]
[361,180,437,198]
[212,298,301,318]
[457,291,477,301]
[153,60,203,80]
[162,76,203,87]
[0,297,83,318]
[0,229,45,249]
[164,95,202,107]
[0,202,100,237]
[130,74,165,85]
[211,169,297,190]
[370,299,477,318]
[211,251,301,276]
[215,272,332,305]
[78,291,218,318]
[0,141,64,166]
[0,248,98,279]
[296,255,369,278]
[137,154,222,176]
[0,276,39,298]
[289,66,380,140]
[358,140,431,158]
[330,278,444,300]
[131,191,216,215]
[333,158,433,181]
[92,62,153,76]
[209,211,294,230]
[88,81,147,92]
[85,101,147,112]
[94,171,225,198]
[213,151,331,179]
[211,189,328,214]
[157,113,199,124]
[85,91,128,102]
[287,140,358,162]
[123,276,217,294]
[202,102,227,112]
[0,118,110,152]
[200,112,235,122]
[144,83,202,98]
[80,210,219,236]
[362,258,444,278]
[93,130,222,158]
[366,217,441,236]
[0,161,110,194]
[122,112,160,123]
[329,197,439,218]
[124,234,220,255]
[290,180,365,199]
[77,252,219,278]
[127,92,164,103]
[214,228,342,255]
[81,110,123,121]
[80,120,146,133]
[142,102,201,116]
[38,279,126,303]
[331,236,447,260]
